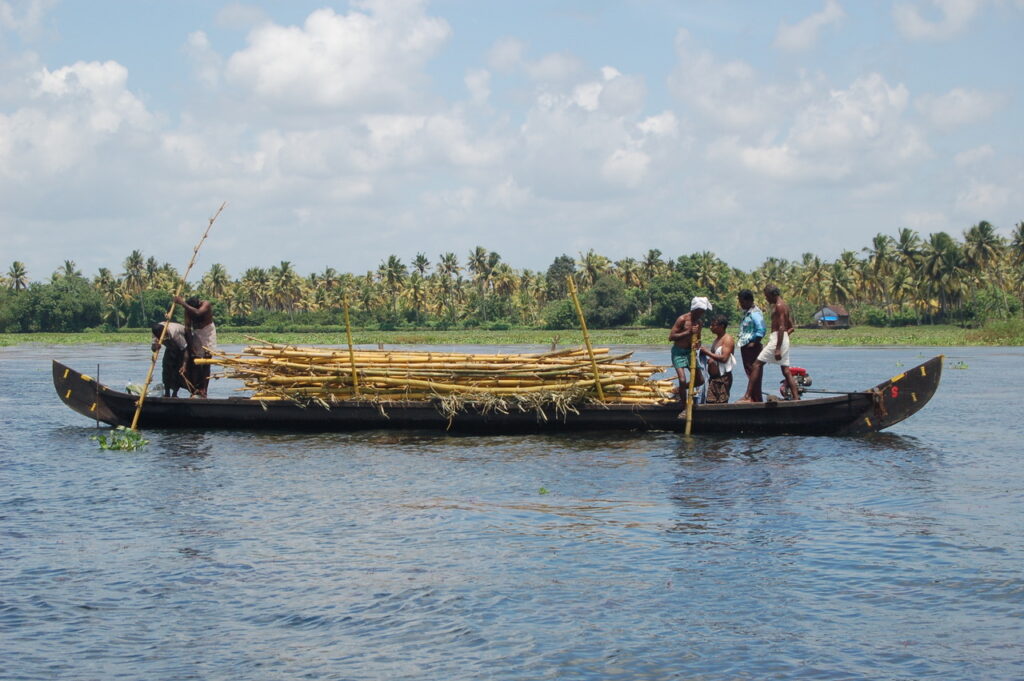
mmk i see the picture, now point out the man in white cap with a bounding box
[668,296,711,404]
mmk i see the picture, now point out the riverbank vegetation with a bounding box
[3,222,1022,344]
[4,321,1023,348]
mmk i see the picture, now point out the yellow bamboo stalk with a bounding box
[342,297,359,395]
[684,326,701,436]
[566,276,605,401]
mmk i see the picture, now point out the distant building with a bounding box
[813,304,851,328]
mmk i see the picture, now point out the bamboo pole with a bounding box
[130,202,227,430]
[566,276,605,401]
[342,297,360,395]
[684,326,701,436]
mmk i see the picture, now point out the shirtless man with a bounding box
[700,315,736,404]
[669,297,710,405]
[174,295,217,397]
[738,285,801,402]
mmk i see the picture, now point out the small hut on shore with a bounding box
[813,304,851,328]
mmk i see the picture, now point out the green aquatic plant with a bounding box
[92,426,149,451]
[948,361,969,370]
[538,487,550,495]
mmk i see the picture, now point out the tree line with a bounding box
[2,221,1022,333]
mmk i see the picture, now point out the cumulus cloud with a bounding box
[915,87,1003,129]
[224,1,450,111]
[893,0,981,40]
[465,68,490,104]
[774,0,846,52]
[954,145,994,166]
[183,30,223,88]
[0,0,54,39]
[669,28,812,131]
[700,66,928,183]
[955,179,1014,215]
[0,60,153,179]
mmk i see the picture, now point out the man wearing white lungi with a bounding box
[174,295,217,398]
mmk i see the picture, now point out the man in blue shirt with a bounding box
[736,289,766,401]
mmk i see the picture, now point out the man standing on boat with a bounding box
[736,289,766,402]
[150,321,190,397]
[700,315,736,403]
[738,285,801,402]
[174,295,217,398]
[669,297,710,404]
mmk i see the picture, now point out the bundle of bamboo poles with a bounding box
[196,340,675,408]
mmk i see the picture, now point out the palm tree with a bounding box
[7,261,29,291]
[412,253,431,277]
[202,263,231,300]
[435,252,461,323]
[405,272,428,324]
[577,249,611,288]
[919,232,966,321]
[693,251,726,294]
[121,250,147,325]
[863,233,896,311]
[378,255,407,315]
[894,228,922,271]
[615,258,641,288]
[963,221,1008,314]
[797,253,827,308]
[53,260,82,281]
[640,249,664,285]
[270,261,303,314]
[1011,221,1024,267]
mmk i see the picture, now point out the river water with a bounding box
[2,344,1022,680]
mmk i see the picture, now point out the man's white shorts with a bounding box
[757,332,791,367]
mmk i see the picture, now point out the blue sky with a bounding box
[1,0,1021,281]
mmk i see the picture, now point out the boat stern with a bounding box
[52,360,123,426]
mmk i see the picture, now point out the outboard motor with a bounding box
[780,366,812,399]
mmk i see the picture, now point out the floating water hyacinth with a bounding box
[92,426,149,451]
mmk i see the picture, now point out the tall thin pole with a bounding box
[130,202,227,430]
[566,276,605,401]
[684,327,701,436]
[343,297,360,395]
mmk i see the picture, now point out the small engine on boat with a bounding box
[780,366,812,399]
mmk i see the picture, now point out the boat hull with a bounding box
[52,356,942,436]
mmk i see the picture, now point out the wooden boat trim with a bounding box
[52,355,942,436]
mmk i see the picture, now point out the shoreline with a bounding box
[3,324,1022,348]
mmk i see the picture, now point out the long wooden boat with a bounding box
[53,356,941,436]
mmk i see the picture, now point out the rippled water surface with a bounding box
[2,344,1022,680]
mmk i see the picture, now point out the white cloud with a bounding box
[465,68,490,104]
[915,88,1002,129]
[184,30,223,89]
[215,2,270,30]
[901,210,948,230]
[669,28,816,132]
[0,60,153,178]
[706,73,928,183]
[774,0,846,52]
[487,37,525,72]
[893,0,981,40]
[955,179,1013,215]
[224,2,450,110]
[954,145,994,165]
[637,112,679,137]
[601,148,650,188]
[0,0,54,39]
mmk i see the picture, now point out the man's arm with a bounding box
[668,315,690,342]
[774,307,785,359]
[700,335,734,362]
